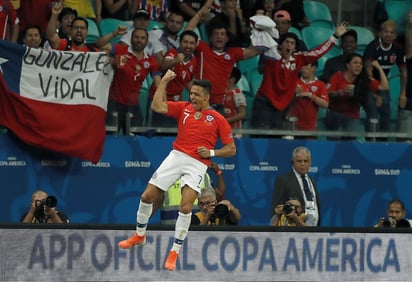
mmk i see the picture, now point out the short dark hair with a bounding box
[179,30,198,42]
[71,17,88,29]
[206,19,229,37]
[309,60,318,68]
[192,79,212,94]
[168,10,184,20]
[131,27,149,39]
[230,67,241,84]
[341,29,358,42]
[279,32,298,45]
[22,25,42,38]
[58,7,78,22]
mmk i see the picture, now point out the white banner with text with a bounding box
[1,228,411,281]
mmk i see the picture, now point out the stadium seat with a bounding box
[349,25,375,55]
[245,68,263,96]
[198,22,209,43]
[387,65,400,80]
[181,89,189,101]
[301,24,334,50]
[180,21,201,40]
[99,18,131,43]
[85,18,101,43]
[303,0,333,22]
[140,76,153,126]
[148,20,163,31]
[237,56,259,75]
[238,73,255,129]
[307,19,335,31]
[243,95,255,129]
[289,26,303,40]
[236,74,251,97]
[384,0,412,35]
[315,46,340,81]
[389,75,400,122]
[315,54,329,77]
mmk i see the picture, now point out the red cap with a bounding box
[274,10,291,22]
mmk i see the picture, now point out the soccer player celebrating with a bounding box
[118,69,236,271]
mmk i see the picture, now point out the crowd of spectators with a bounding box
[1,0,411,141]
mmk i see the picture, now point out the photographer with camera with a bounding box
[271,198,314,226]
[272,146,321,226]
[21,190,69,223]
[374,199,411,228]
[191,187,241,225]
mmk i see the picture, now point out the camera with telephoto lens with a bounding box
[34,196,58,221]
[382,217,396,227]
[213,204,229,219]
[283,203,295,214]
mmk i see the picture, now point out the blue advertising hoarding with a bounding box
[1,134,411,227]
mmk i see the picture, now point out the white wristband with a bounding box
[209,150,215,157]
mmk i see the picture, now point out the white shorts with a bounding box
[149,150,208,194]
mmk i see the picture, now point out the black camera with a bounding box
[283,203,295,214]
[382,217,396,227]
[35,195,58,209]
[382,217,411,228]
[213,204,229,219]
[34,196,58,222]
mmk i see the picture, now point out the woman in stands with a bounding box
[325,53,388,140]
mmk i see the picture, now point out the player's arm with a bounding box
[151,70,176,114]
[197,142,236,159]
[214,142,236,157]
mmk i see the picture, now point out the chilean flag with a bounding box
[0,40,114,163]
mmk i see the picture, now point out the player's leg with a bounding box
[118,184,164,249]
[119,151,182,249]
[164,185,198,271]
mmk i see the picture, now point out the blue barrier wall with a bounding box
[1,133,411,227]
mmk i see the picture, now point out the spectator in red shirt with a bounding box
[250,22,349,133]
[325,54,388,140]
[46,1,102,52]
[185,0,261,115]
[18,0,53,35]
[148,30,199,128]
[0,0,19,42]
[224,66,246,134]
[286,61,328,136]
[104,27,162,134]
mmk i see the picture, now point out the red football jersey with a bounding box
[56,39,99,52]
[110,45,161,105]
[149,48,196,101]
[327,71,380,119]
[166,101,234,166]
[224,88,246,129]
[0,1,19,40]
[258,36,337,111]
[194,41,244,105]
[287,78,328,130]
